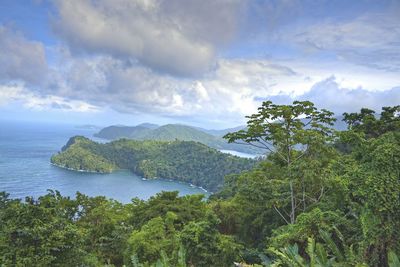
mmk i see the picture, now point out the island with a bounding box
[94,123,265,154]
[51,136,256,192]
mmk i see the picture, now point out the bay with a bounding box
[0,120,207,203]
[220,149,260,159]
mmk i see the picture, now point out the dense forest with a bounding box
[94,123,264,154]
[2,101,400,267]
[51,138,256,192]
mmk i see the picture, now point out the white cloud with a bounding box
[2,37,398,125]
[43,54,311,119]
[0,83,22,105]
[0,26,47,84]
[280,11,400,72]
[52,0,243,76]
[268,76,400,116]
[0,83,99,112]
[32,50,398,124]
[301,77,400,114]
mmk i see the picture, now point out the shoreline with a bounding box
[50,162,211,194]
[50,162,112,174]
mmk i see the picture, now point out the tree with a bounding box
[76,193,131,266]
[125,212,180,266]
[224,101,336,224]
[343,106,400,138]
[179,212,243,267]
[0,191,85,266]
[349,132,400,266]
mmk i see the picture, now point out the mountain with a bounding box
[196,125,246,137]
[142,124,222,146]
[51,136,256,192]
[94,125,152,140]
[94,124,264,155]
[137,123,159,129]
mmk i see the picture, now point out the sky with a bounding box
[0,0,399,128]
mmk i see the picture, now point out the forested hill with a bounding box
[94,124,264,154]
[51,136,256,192]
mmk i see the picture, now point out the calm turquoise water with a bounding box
[0,120,206,203]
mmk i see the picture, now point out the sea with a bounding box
[0,120,211,203]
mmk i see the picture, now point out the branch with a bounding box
[303,187,325,203]
[276,205,291,218]
[256,138,276,154]
[259,136,288,163]
[294,200,303,210]
[303,118,314,127]
[232,140,271,151]
[273,205,290,225]
[292,147,309,164]
[232,140,276,156]
[317,186,324,201]
[258,136,274,148]
[305,195,318,203]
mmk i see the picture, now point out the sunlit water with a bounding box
[0,120,208,203]
[220,149,259,159]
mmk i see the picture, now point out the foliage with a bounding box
[224,101,337,224]
[95,123,264,154]
[3,102,400,266]
[179,212,243,267]
[0,191,85,266]
[51,137,256,192]
[343,106,400,138]
[125,213,180,266]
[51,136,116,173]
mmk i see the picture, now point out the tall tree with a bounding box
[224,101,336,224]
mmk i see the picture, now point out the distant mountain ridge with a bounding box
[94,123,263,154]
[94,116,348,155]
[194,125,246,137]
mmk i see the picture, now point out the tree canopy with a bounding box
[2,101,400,266]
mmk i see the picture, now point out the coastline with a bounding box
[50,162,112,174]
[50,162,210,193]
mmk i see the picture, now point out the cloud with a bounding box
[37,49,399,123]
[0,83,22,105]
[0,83,99,112]
[52,0,243,76]
[301,77,400,114]
[42,53,311,121]
[0,26,47,84]
[266,76,400,116]
[281,11,400,72]
[51,102,72,110]
[2,0,399,127]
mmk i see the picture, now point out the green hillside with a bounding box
[51,136,256,192]
[195,125,246,137]
[51,137,116,173]
[94,125,152,140]
[94,124,264,155]
[143,124,222,146]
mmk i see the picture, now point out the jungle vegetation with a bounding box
[51,137,256,192]
[2,101,399,267]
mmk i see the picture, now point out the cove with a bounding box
[0,121,206,203]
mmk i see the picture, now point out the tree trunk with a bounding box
[290,180,295,224]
